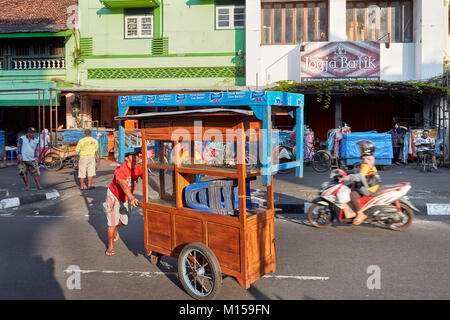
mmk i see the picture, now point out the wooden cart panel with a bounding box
[144,205,275,288]
[247,216,276,283]
[146,209,171,251]
[174,215,203,251]
[207,222,241,272]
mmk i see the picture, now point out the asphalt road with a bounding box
[1,201,449,300]
[1,162,449,301]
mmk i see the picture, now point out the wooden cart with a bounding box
[117,91,304,299]
[42,143,78,171]
[42,143,100,171]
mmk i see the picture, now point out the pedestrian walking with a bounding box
[103,151,142,256]
[75,129,99,190]
[388,123,408,164]
[17,127,42,190]
[38,128,51,164]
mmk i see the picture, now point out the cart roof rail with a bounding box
[117,91,304,110]
[115,108,252,120]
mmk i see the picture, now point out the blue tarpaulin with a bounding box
[60,130,109,157]
[340,132,393,165]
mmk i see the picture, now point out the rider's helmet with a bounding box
[356,139,375,156]
[330,168,347,181]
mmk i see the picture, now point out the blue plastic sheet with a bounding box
[60,130,109,157]
[340,132,393,159]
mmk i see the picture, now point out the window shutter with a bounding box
[152,37,168,55]
[79,38,93,56]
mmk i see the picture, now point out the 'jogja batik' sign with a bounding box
[301,41,380,81]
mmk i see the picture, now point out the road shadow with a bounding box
[0,253,65,299]
[0,165,67,299]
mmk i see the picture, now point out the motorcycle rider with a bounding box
[337,140,381,225]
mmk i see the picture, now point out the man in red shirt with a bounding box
[103,151,142,256]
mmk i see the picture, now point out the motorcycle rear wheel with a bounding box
[308,203,333,227]
[389,203,414,231]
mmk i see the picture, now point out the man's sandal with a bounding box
[352,214,367,225]
[105,249,116,256]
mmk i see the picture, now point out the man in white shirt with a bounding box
[17,127,42,190]
[414,130,437,170]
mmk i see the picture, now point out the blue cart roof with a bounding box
[118,91,304,109]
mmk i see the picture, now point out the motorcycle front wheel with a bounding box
[308,203,333,227]
[389,203,414,231]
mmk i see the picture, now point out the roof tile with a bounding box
[0,0,78,33]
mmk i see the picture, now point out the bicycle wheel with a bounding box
[95,153,101,169]
[312,151,332,173]
[43,152,63,171]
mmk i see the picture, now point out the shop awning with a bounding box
[0,83,57,107]
[100,0,160,8]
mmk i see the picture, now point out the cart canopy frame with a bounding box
[117,91,305,185]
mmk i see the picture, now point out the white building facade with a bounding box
[246,0,447,86]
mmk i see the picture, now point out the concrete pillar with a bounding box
[245,0,262,88]
[335,96,342,128]
[328,0,347,41]
[414,0,444,80]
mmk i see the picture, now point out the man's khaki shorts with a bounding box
[78,156,96,179]
[103,189,131,227]
[18,160,40,177]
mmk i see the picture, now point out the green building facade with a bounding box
[0,0,246,136]
[77,0,245,89]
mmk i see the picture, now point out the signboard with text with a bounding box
[300,41,380,81]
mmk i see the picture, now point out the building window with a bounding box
[124,9,154,39]
[261,1,327,45]
[216,5,245,29]
[346,1,412,42]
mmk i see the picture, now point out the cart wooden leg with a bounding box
[149,251,162,265]
[236,277,250,290]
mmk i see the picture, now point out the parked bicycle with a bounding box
[43,144,100,172]
[302,138,343,173]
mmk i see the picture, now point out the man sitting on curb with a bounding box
[103,151,142,256]
[17,127,42,190]
[75,130,99,190]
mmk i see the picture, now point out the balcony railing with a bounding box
[11,58,65,70]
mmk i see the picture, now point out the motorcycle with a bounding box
[307,170,418,231]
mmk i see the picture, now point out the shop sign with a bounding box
[301,41,380,81]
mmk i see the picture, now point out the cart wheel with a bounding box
[43,152,63,171]
[149,252,162,265]
[178,242,222,300]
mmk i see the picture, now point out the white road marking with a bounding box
[63,268,329,281]
[262,275,329,281]
[0,214,67,218]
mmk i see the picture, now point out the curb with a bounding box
[0,190,60,209]
[277,201,430,215]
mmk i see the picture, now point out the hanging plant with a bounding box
[273,78,449,109]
